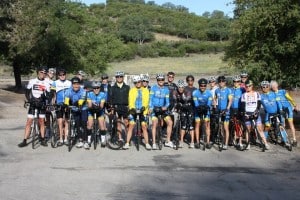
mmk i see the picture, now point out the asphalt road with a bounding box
[0,89,300,200]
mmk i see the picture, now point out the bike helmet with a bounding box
[141,74,150,82]
[101,74,109,79]
[186,75,194,82]
[132,75,142,83]
[240,71,248,77]
[208,76,217,83]
[177,80,186,88]
[217,75,226,83]
[91,81,101,88]
[71,77,81,84]
[48,68,56,74]
[37,66,48,74]
[156,73,165,80]
[115,71,125,77]
[260,80,270,87]
[232,75,241,82]
[77,70,86,77]
[198,78,208,85]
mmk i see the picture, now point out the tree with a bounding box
[225,0,300,87]
[118,15,154,44]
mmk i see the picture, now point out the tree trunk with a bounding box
[13,62,22,89]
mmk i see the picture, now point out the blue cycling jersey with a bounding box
[230,86,245,109]
[192,89,212,108]
[51,80,71,104]
[261,91,282,114]
[65,87,87,110]
[274,89,292,108]
[149,85,170,109]
[215,87,232,110]
[87,91,106,105]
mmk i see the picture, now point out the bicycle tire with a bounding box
[279,126,292,151]
[255,127,265,152]
[32,122,37,149]
[93,119,98,150]
[218,122,224,152]
[107,119,125,150]
[68,117,74,152]
[135,121,140,151]
[50,118,58,148]
[173,120,180,150]
[201,121,206,151]
[157,121,163,150]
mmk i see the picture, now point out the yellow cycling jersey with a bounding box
[128,87,149,115]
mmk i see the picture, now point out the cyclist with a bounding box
[64,77,88,149]
[45,68,56,85]
[76,70,87,89]
[214,76,233,150]
[240,71,248,89]
[149,73,173,149]
[270,80,298,146]
[260,81,284,140]
[51,68,72,146]
[109,71,130,141]
[240,80,270,150]
[193,78,213,149]
[86,81,107,148]
[141,74,151,90]
[164,71,178,111]
[208,76,219,107]
[173,80,195,148]
[18,66,51,147]
[123,75,151,150]
[230,75,245,148]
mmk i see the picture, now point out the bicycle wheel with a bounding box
[229,121,236,147]
[135,121,140,151]
[255,128,265,152]
[50,118,58,148]
[93,121,98,150]
[218,122,224,152]
[107,119,124,150]
[157,121,163,150]
[173,121,180,150]
[32,122,37,149]
[68,119,74,152]
[279,126,292,151]
[201,121,206,151]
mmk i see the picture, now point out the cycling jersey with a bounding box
[87,91,106,105]
[164,82,178,110]
[261,91,283,125]
[109,82,130,105]
[173,89,194,106]
[215,87,232,110]
[64,87,87,110]
[230,86,245,109]
[273,89,295,120]
[193,89,212,121]
[129,87,149,115]
[149,85,170,110]
[26,78,51,99]
[51,79,71,104]
[210,85,219,105]
[241,91,261,113]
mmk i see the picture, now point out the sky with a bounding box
[79,0,235,17]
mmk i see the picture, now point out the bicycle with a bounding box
[67,105,80,152]
[211,110,226,152]
[46,104,60,148]
[133,108,145,151]
[172,109,181,150]
[229,112,247,151]
[88,108,102,150]
[243,113,266,152]
[106,105,127,150]
[153,107,164,150]
[24,101,42,149]
[268,113,292,151]
[198,112,207,151]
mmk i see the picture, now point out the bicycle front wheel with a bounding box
[32,122,37,149]
[50,118,58,148]
[157,122,163,150]
[107,120,125,150]
[279,126,292,151]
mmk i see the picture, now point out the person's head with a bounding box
[240,71,248,83]
[260,81,270,93]
[198,78,208,92]
[71,77,81,91]
[270,80,278,91]
[47,68,56,79]
[57,68,67,81]
[208,76,217,87]
[186,75,194,87]
[167,71,175,83]
[91,81,101,94]
[177,80,185,93]
[141,74,150,87]
[101,74,109,84]
[156,73,165,87]
[232,75,241,87]
[36,66,47,80]
[245,80,254,92]
[132,75,142,89]
[217,76,227,88]
[115,71,125,83]
[76,70,86,81]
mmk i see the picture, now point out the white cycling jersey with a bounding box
[211,85,219,105]
[27,78,50,98]
[241,91,261,112]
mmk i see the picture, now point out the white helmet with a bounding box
[156,73,165,80]
[115,71,125,77]
[48,68,56,74]
[240,71,248,77]
[91,81,101,88]
[232,75,241,82]
[208,76,217,83]
[77,70,86,77]
[132,75,142,83]
[141,74,150,82]
[177,80,186,88]
[260,81,270,87]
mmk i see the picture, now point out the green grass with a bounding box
[106,53,230,76]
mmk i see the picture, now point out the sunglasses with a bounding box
[93,87,100,90]
[142,80,149,83]
[199,85,207,87]
[115,76,123,78]
[157,79,165,81]
[102,77,108,79]
[233,81,241,83]
[134,81,141,84]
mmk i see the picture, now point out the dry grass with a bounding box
[154,33,186,42]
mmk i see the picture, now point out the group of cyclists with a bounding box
[17,66,299,151]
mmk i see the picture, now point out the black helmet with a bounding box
[101,74,109,79]
[217,75,226,83]
[198,78,208,85]
[37,66,48,74]
[71,77,81,84]
[186,75,194,82]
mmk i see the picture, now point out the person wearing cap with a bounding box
[86,81,107,148]
[64,77,88,149]
[149,73,173,149]
[270,80,298,146]
[214,76,233,150]
[18,66,51,147]
[260,81,284,142]
[51,68,72,146]
[240,80,270,150]
[240,71,248,89]
[164,71,178,111]
[173,80,195,148]
[123,75,151,150]
[109,71,130,141]
[193,78,213,149]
